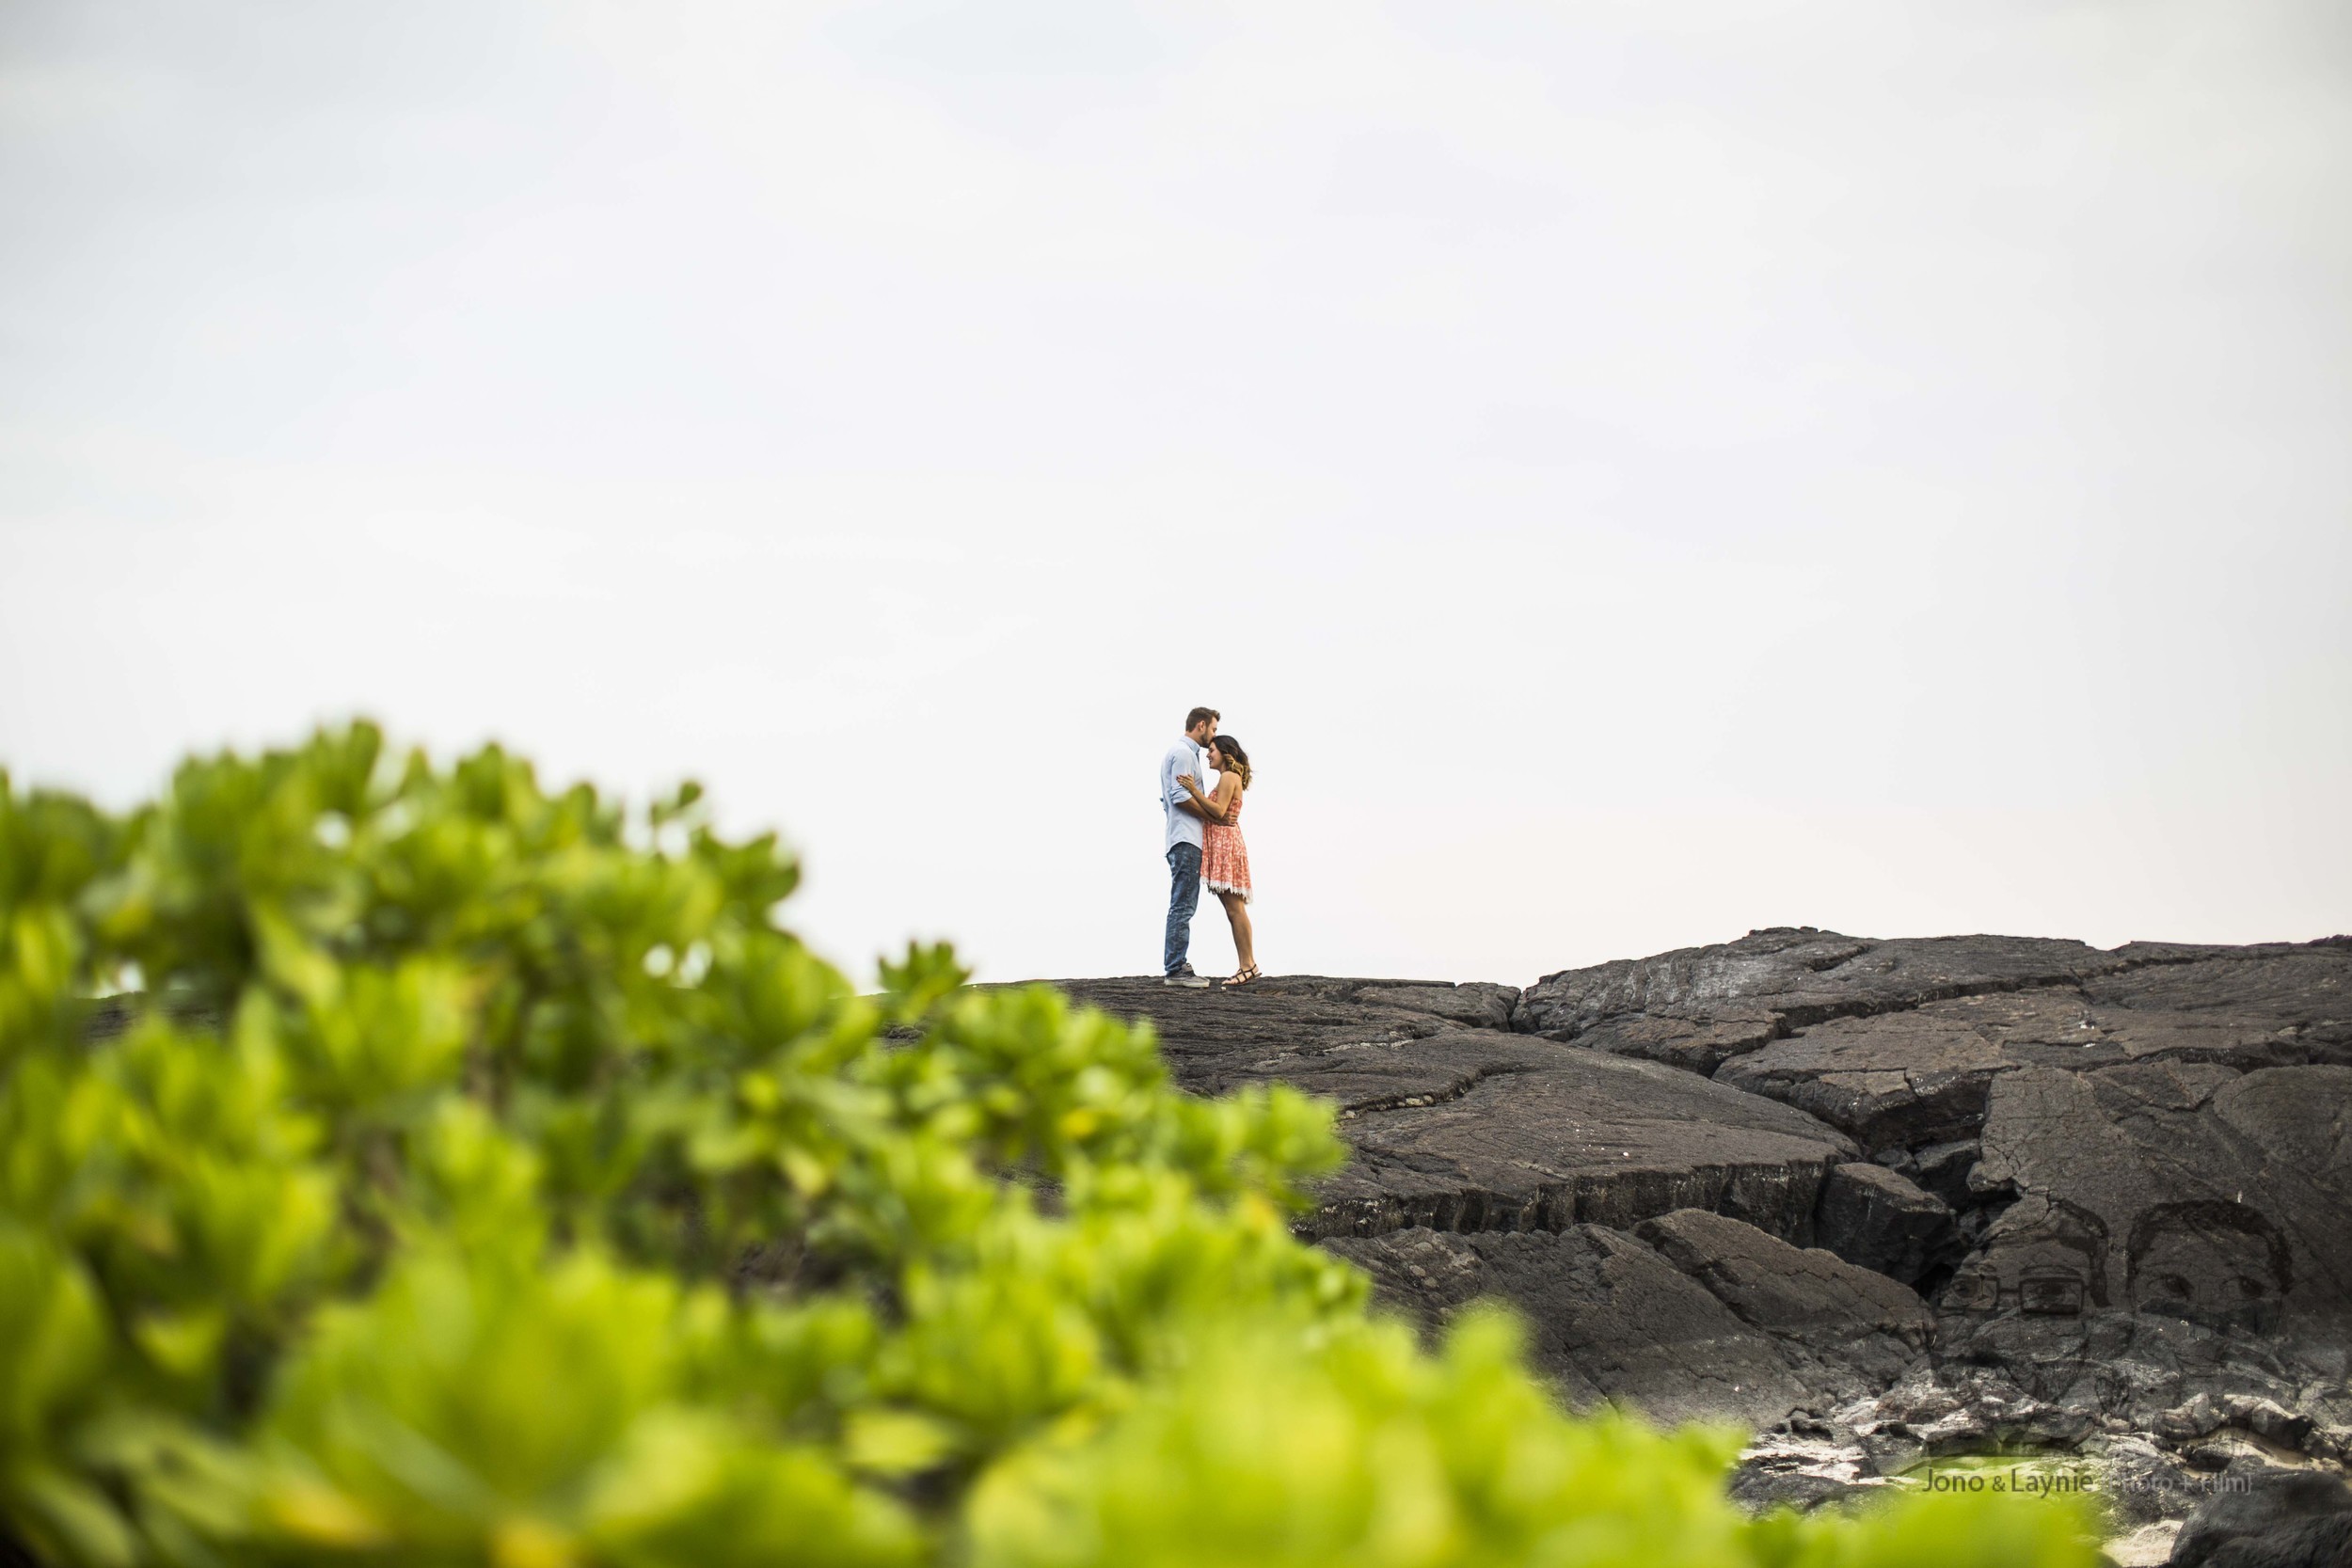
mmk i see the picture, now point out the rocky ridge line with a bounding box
[1044,930,2352,1544]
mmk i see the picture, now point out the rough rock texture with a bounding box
[1050,976,1527,1101]
[1325,1210,1934,1428]
[1814,1162,1953,1286]
[1509,932,2352,1323]
[1043,936,2352,1514]
[1713,984,2343,1155]
[1324,1223,1811,1427]
[2205,1514,2352,1567]
[1053,975,1857,1244]
[1955,1062,2352,1331]
[1517,930,2344,1047]
[1305,1050,1854,1243]
[2169,1472,2352,1567]
[1630,1209,1932,1396]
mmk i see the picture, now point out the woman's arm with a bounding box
[1170,766,1215,821]
[1180,772,1236,824]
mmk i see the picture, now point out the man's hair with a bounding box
[1184,706,1220,732]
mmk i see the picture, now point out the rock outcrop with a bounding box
[1813,1162,1951,1286]
[1514,930,2352,1327]
[1631,1209,1933,1397]
[2168,1471,2352,1568]
[1054,976,1857,1243]
[1320,1209,1933,1430]
[1043,931,2352,1524]
[1324,1222,1814,1428]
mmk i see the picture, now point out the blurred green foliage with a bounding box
[0,724,2101,1567]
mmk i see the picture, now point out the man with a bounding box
[1159,706,1218,986]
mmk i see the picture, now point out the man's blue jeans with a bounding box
[1164,842,1202,974]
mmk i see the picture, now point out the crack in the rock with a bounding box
[1250,1031,1430,1065]
[1338,1060,1544,1118]
[1334,979,1524,1017]
[1298,1156,1839,1245]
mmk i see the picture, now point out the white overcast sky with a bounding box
[4,1,2347,986]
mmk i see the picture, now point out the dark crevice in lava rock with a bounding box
[1338,1060,1544,1117]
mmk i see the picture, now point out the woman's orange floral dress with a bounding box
[1202,789,1251,902]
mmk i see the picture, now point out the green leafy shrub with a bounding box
[0,724,2101,1567]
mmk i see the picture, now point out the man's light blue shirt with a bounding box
[1160,737,1206,854]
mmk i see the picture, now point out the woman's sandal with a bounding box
[1223,965,1262,988]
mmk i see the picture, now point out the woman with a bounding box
[1178,735,1258,987]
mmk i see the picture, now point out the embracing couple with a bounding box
[1158,705,1258,989]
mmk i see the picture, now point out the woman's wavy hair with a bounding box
[1210,735,1252,787]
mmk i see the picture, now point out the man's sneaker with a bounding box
[1163,966,1211,989]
